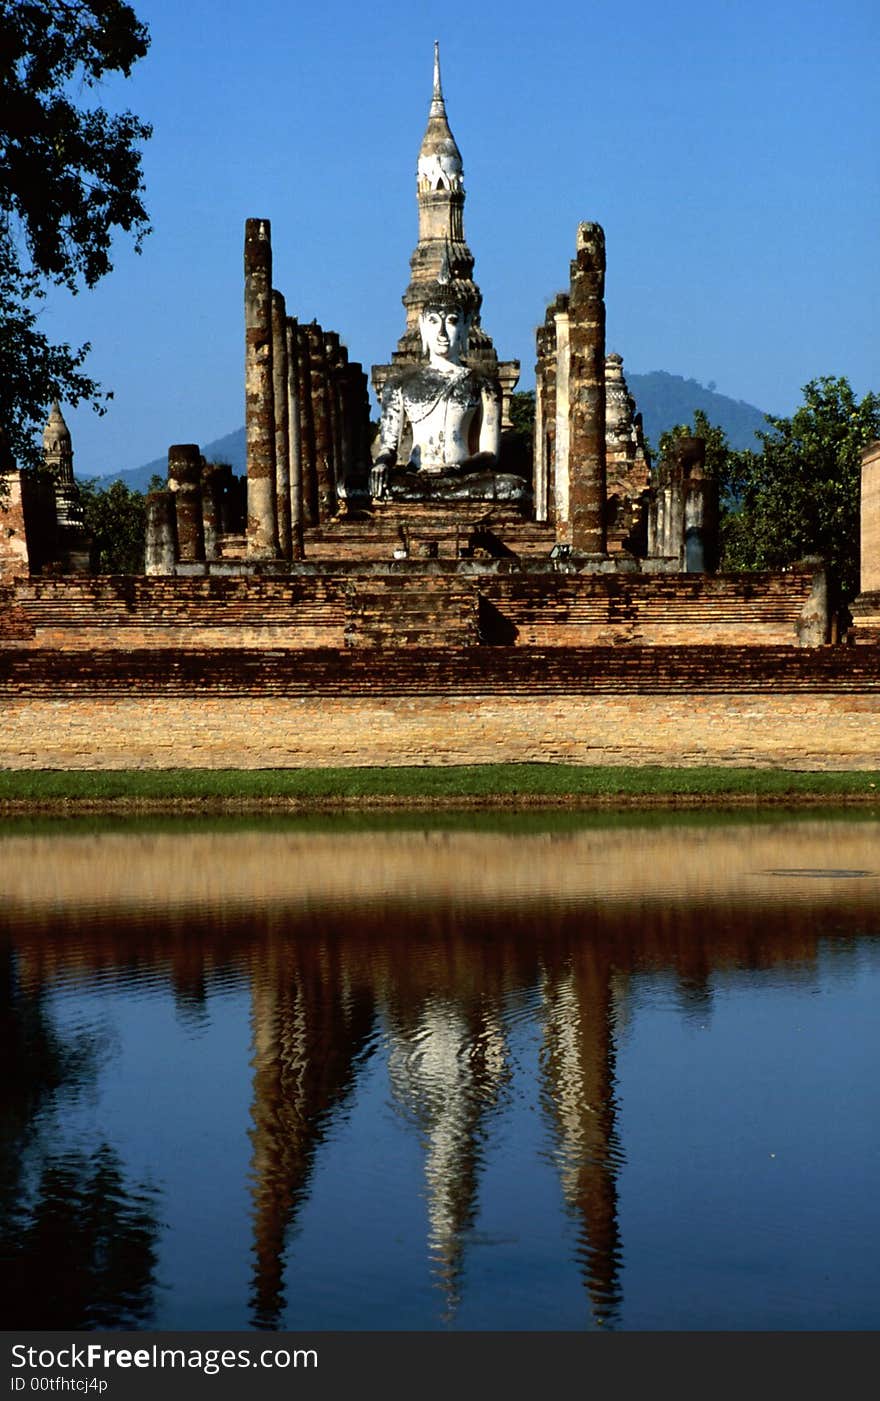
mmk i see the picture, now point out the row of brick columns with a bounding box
[534,223,608,554]
[533,223,722,571]
[244,218,371,562]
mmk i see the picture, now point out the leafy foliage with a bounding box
[722,378,880,602]
[79,477,146,574]
[508,389,536,440]
[0,1,151,468]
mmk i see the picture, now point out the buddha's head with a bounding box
[419,303,470,365]
[418,255,480,366]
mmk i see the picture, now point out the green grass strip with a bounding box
[0,765,878,803]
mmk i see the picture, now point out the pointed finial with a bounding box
[433,40,442,101]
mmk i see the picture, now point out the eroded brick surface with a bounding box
[1,644,878,771]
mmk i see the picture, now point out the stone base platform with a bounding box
[1,644,879,771]
[0,564,829,651]
[850,591,880,644]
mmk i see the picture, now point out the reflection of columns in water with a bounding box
[540,951,624,1327]
[247,944,377,1329]
[386,997,508,1317]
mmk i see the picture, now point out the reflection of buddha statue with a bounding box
[371,272,528,505]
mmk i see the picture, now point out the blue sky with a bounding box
[39,0,879,477]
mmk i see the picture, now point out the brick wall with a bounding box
[1,645,878,770]
[0,473,30,580]
[0,567,824,650]
[477,571,820,647]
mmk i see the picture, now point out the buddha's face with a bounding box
[420,305,469,365]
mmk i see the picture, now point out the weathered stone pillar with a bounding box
[306,323,337,522]
[286,318,305,559]
[343,362,372,499]
[296,324,318,527]
[497,361,521,433]
[567,223,607,554]
[554,308,571,537]
[664,453,686,564]
[271,290,292,559]
[168,445,204,563]
[681,439,717,572]
[323,331,344,497]
[338,362,358,493]
[533,317,553,523]
[533,375,546,522]
[201,461,225,561]
[145,490,177,575]
[648,437,717,570]
[244,218,278,559]
[796,561,829,646]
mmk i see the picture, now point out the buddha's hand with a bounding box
[370,459,390,499]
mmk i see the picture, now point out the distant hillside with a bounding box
[95,373,770,492]
[627,371,770,452]
[93,426,246,493]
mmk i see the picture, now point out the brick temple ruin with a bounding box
[1,45,879,770]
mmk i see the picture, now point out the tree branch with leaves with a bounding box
[0,0,151,471]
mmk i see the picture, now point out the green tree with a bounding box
[0,1,151,471]
[723,377,880,603]
[79,477,146,573]
[507,389,536,441]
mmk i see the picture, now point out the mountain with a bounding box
[626,371,770,452]
[94,427,246,493]
[93,373,770,491]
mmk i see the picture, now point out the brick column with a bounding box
[533,316,554,523]
[346,362,372,497]
[286,318,305,559]
[272,290,292,559]
[568,223,606,554]
[306,323,336,522]
[497,360,521,433]
[324,331,344,499]
[554,308,571,536]
[168,444,204,563]
[244,219,278,559]
[680,439,718,572]
[296,324,318,527]
[201,461,225,562]
[145,490,177,574]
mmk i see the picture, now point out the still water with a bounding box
[1,810,879,1332]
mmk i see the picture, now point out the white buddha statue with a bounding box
[371,275,503,500]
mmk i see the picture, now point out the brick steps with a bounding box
[2,646,878,698]
[305,509,553,562]
[7,578,348,631]
[345,578,480,645]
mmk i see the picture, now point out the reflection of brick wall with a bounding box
[0,473,30,581]
[1,568,825,651]
[1,646,879,770]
